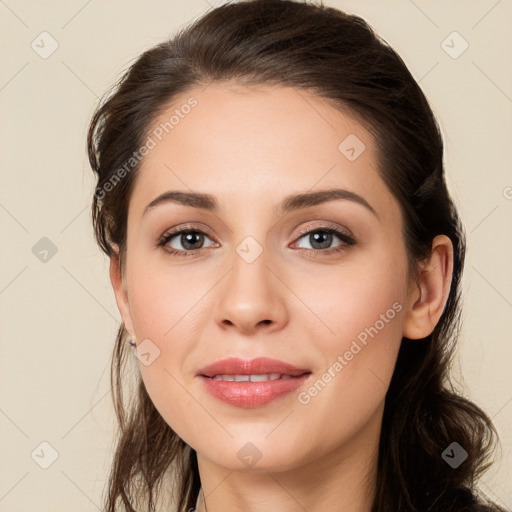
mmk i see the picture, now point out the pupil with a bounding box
[311,232,332,249]
[183,232,203,250]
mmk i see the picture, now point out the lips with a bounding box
[197,357,311,378]
[197,357,312,408]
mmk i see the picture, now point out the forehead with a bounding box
[129,82,397,223]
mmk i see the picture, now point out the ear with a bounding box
[109,244,136,339]
[402,235,454,340]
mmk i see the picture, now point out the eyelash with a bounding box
[156,224,356,259]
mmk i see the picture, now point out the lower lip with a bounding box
[199,374,311,408]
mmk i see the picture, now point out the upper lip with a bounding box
[197,357,311,378]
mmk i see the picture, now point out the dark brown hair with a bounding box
[87,1,508,511]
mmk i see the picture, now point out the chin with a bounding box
[196,437,306,474]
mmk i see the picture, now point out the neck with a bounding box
[194,404,382,512]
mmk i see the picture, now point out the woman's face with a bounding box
[113,82,415,472]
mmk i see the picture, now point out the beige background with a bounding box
[0,0,511,510]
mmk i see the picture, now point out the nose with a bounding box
[214,246,289,335]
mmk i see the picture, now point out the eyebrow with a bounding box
[142,188,379,219]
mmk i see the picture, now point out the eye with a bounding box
[157,223,355,259]
[293,224,355,254]
[157,227,217,257]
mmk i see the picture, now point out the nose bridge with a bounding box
[225,206,275,277]
[214,229,287,332]
[228,232,274,303]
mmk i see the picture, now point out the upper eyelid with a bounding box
[295,221,352,237]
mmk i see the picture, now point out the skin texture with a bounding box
[109,82,454,512]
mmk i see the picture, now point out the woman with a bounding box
[87,1,508,511]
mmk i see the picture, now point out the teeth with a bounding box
[212,373,287,382]
[246,373,280,382]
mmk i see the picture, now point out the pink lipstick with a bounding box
[197,357,312,408]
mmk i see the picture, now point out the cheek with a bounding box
[291,248,407,416]
[125,261,208,442]
[126,253,202,338]
[138,365,201,452]
[293,245,407,346]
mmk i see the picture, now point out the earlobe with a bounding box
[402,235,454,340]
[109,245,136,338]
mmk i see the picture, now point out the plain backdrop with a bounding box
[0,1,511,510]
